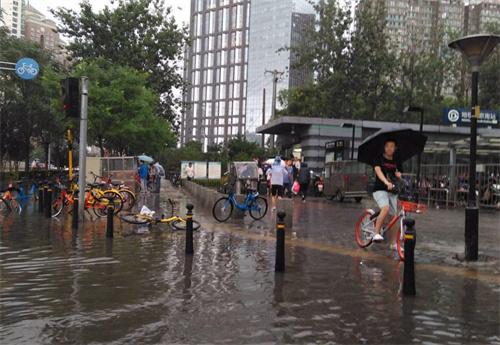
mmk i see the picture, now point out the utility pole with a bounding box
[261,88,266,148]
[265,69,284,149]
[78,77,89,217]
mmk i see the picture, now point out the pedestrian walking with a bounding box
[153,161,165,193]
[185,162,195,181]
[267,156,288,211]
[298,162,311,202]
[138,160,149,193]
[283,159,293,197]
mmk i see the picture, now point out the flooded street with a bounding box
[1,185,499,344]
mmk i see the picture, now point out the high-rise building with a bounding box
[0,0,25,38]
[181,0,315,148]
[384,0,464,53]
[182,0,251,149]
[245,0,314,141]
[464,0,500,35]
[23,4,68,65]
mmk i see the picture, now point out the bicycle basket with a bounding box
[400,200,426,213]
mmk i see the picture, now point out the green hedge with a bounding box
[192,179,224,190]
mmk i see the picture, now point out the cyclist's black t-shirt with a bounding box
[372,155,403,192]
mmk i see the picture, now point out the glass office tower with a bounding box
[182,0,314,148]
[182,0,251,149]
[245,0,314,142]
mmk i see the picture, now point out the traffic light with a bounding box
[61,77,80,118]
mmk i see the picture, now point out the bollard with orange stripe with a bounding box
[275,211,286,272]
[403,218,416,296]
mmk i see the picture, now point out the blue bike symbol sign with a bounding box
[15,58,39,80]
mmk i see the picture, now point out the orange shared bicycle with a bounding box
[355,187,426,261]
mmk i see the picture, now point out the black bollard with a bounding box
[403,218,416,296]
[38,188,44,213]
[275,211,286,272]
[72,196,79,229]
[106,197,114,238]
[45,187,53,218]
[42,186,48,213]
[185,203,194,255]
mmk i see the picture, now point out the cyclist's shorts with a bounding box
[373,191,398,215]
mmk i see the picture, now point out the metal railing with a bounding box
[417,164,500,209]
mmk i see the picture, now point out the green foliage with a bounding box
[72,59,175,156]
[52,0,189,125]
[281,0,499,123]
[164,137,269,173]
[0,28,67,171]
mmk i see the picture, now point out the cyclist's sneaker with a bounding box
[373,233,384,242]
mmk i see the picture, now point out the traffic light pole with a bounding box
[78,77,89,217]
[66,129,73,181]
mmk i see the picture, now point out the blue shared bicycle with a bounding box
[212,187,268,222]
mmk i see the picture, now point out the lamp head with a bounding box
[448,34,500,70]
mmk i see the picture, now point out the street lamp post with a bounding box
[448,34,500,261]
[403,105,424,201]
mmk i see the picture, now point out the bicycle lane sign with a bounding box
[15,57,39,80]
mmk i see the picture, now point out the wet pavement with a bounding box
[1,183,499,344]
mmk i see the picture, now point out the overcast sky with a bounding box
[28,0,191,27]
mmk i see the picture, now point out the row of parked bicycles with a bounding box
[0,172,137,217]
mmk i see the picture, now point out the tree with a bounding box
[52,0,189,125]
[286,0,353,118]
[72,59,175,156]
[479,23,500,110]
[350,0,397,120]
[0,28,67,172]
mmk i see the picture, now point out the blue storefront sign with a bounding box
[442,108,499,127]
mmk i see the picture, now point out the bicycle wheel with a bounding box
[212,197,233,222]
[0,197,11,213]
[355,209,375,248]
[396,226,405,261]
[119,189,136,211]
[120,213,150,225]
[249,196,268,220]
[51,197,66,217]
[94,191,123,217]
[170,219,201,231]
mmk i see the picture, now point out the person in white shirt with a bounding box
[185,162,195,181]
[266,156,288,211]
[153,161,165,192]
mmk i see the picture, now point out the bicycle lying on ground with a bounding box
[212,183,268,222]
[355,182,426,261]
[120,199,201,230]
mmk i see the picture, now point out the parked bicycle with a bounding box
[120,199,200,230]
[212,183,268,222]
[90,172,136,211]
[355,182,426,261]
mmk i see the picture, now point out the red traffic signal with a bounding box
[61,78,80,118]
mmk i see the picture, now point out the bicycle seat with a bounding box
[110,180,123,186]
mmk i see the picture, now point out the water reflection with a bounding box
[0,202,499,344]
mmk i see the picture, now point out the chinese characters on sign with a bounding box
[442,108,499,127]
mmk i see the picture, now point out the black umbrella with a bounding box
[357,128,427,165]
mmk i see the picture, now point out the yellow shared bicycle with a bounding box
[119,199,201,231]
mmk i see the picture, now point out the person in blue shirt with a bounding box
[138,161,149,193]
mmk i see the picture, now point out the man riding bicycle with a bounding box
[372,139,402,243]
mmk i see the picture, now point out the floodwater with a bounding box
[1,191,499,344]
